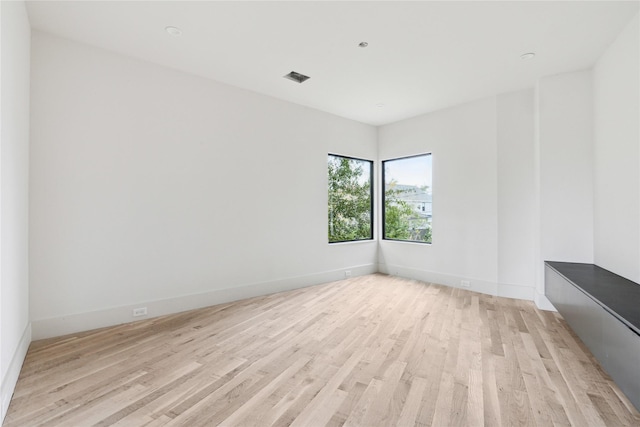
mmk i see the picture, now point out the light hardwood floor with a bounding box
[5,274,640,426]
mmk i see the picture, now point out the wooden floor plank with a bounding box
[5,274,639,426]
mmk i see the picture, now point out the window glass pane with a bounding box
[328,154,373,243]
[383,154,432,243]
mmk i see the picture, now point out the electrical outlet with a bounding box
[461,280,471,288]
[133,307,147,317]
[345,270,352,278]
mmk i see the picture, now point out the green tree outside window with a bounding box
[383,154,432,244]
[328,155,372,243]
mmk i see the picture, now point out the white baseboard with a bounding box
[1,323,31,424]
[534,292,557,311]
[497,281,535,301]
[378,263,535,301]
[31,264,377,340]
[29,261,548,343]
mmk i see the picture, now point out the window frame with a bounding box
[327,153,374,244]
[382,153,432,244]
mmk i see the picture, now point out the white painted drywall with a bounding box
[0,1,31,421]
[377,90,538,300]
[29,33,377,338]
[537,70,595,264]
[535,69,595,301]
[593,13,640,283]
[377,97,502,296]
[497,89,536,293]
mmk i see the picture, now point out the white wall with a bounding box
[537,70,594,264]
[497,89,536,296]
[593,13,640,283]
[378,90,538,300]
[378,97,502,296]
[0,1,31,421]
[534,70,595,304]
[29,33,377,339]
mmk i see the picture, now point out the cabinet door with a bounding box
[601,311,640,407]
[545,267,565,309]
[545,267,603,361]
[561,279,603,361]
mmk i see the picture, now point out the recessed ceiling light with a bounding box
[520,52,536,60]
[358,42,369,48]
[376,103,385,108]
[165,26,183,36]
[284,71,311,84]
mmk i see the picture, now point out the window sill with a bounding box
[328,239,376,246]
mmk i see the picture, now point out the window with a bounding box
[383,154,432,243]
[328,154,373,243]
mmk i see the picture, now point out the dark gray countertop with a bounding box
[545,261,640,336]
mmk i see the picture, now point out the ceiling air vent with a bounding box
[284,71,310,84]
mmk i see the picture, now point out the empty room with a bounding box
[1,1,639,426]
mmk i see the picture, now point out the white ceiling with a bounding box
[26,1,639,126]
